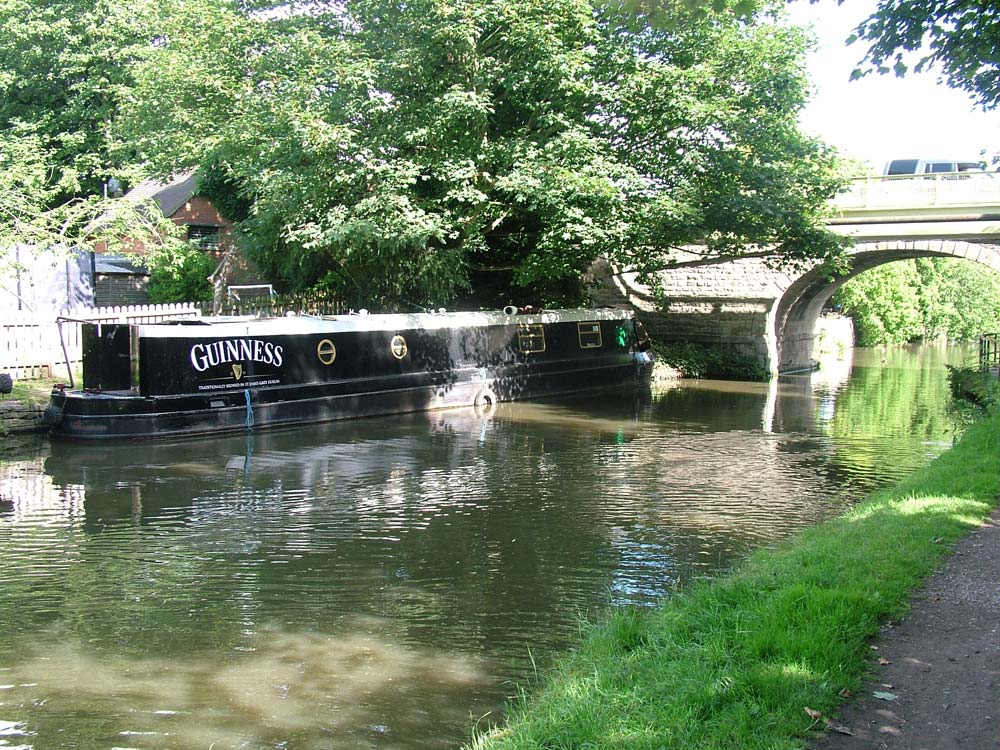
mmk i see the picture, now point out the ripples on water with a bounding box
[0,344,972,748]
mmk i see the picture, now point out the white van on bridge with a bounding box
[884,158,984,176]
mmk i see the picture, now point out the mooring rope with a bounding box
[244,389,254,430]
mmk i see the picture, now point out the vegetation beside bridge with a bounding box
[1,0,848,310]
[834,257,1000,347]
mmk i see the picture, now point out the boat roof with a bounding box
[136,308,634,337]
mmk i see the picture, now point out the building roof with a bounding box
[93,254,148,275]
[123,170,198,218]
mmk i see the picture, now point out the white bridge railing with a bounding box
[833,172,1000,213]
[1,303,201,380]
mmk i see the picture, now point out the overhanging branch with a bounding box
[618,247,785,274]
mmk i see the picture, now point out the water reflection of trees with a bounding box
[819,344,972,479]
[30,412,654,658]
[23,397,845,660]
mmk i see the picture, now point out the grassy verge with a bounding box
[9,375,75,406]
[470,413,1000,750]
[948,365,1000,409]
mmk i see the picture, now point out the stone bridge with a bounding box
[591,174,1000,376]
[591,239,1000,376]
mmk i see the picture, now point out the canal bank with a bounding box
[0,399,45,437]
[468,409,1000,750]
[0,375,75,438]
[811,505,1000,749]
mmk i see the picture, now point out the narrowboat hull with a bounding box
[46,308,653,440]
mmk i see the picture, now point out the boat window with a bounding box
[518,324,546,354]
[577,321,603,349]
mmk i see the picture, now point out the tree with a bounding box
[834,262,923,346]
[842,0,1000,110]
[0,132,184,285]
[0,0,187,276]
[602,3,846,282]
[833,258,1000,345]
[120,0,847,308]
[0,0,166,199]
[146,245,217,303]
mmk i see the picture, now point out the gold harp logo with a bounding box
[232,364,244,381]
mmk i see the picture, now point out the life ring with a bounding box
[473,388,497,415]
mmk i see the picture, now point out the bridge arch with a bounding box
[775,240,1000,372]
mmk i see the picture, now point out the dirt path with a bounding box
[811,508,1000,749]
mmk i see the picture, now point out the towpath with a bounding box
[811,507,1000,749]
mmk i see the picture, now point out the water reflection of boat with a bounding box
[46,308,653,440]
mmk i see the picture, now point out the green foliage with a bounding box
[834,259,1000,346]
[195,163,253,225]
[146,245,218,303]
[0,0,158,200]
[469,410,1000,750]
[652,339,769,381]
[0,0,186,267]
[834,262,923,346]
[0,134,57,246]
[0,130,186,278]
[948,366,1000,411]
[845,0,1000,110]
[1,0,849,308]
[117,0,847,307]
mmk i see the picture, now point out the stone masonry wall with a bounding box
[592,240,1000,376]
[0,400,45,435]
[588,252,795,371]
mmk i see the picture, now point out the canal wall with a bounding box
[0,400,45,435]
[588,253,791,374]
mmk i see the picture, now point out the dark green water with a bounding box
[0,344,974,749]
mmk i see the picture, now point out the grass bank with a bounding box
[469,412,1000,750]
[8,375,73,405]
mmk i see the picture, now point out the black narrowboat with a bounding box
[45,307,654,440]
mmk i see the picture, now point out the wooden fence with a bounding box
[980,333,1000,373]
[1,294,352,380]
[1,303,202,380]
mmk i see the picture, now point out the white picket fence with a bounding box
[1,303,202,380]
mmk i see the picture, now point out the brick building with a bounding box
[118,170,233,253]
[93,170,246,306]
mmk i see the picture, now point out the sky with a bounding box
[784,0,997,171]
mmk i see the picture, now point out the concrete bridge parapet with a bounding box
[590,240,1000,377]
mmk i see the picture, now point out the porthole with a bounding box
[390,335,408,360]
[317,338,337,365]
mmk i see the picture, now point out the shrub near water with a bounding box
[652,340,768,381]
[948,365,1000,410]
[470,413,1000,750]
